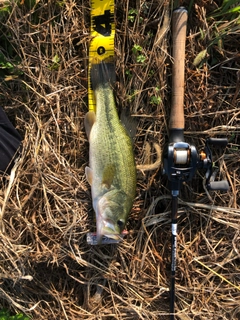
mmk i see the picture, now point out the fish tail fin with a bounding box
[90,58,116,90]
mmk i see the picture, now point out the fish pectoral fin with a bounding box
[84,111,96,140]
[85,166,93,185]
[102,165,115,189]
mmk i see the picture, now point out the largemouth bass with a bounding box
[85,59,136,243]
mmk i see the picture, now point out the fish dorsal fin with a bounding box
[120,108,138,142]
[102,164,116,189]
[84,110,96,140]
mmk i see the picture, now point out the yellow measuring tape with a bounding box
[88,0,115,112]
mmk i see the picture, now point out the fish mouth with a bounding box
[96,218,121,242]
[96,195,127,243]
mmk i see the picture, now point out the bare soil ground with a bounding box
[0,0,239,319]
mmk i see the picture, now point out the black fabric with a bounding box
[0,106,22,174]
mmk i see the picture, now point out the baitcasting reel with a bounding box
[162,137,229,192]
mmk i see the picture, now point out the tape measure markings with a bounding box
[88,0,115,112]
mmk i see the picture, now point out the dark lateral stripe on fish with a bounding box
[90,60,116,91]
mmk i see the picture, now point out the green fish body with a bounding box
[85,61,136,243]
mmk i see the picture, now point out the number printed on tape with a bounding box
[88,0,115,112]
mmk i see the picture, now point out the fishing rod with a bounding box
[162,7,229,319]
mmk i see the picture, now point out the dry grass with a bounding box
[0,0,239,319]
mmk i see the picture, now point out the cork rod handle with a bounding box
[169,8,188,131]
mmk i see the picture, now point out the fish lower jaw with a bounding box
[103,233,121,240]
[98,228,121,240]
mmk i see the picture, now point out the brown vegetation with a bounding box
[0,0,239,319]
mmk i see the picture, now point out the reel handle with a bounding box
[207,137,228,148]
[203,137,229,191]
[169,7,188,134]
[207,180,229,191]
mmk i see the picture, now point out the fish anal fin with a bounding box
[85,166,93,185]
[84,111,96,140]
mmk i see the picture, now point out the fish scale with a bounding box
[85,61,136,243]
[91,103,135,196]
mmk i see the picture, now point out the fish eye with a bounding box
[117,219,125,229]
